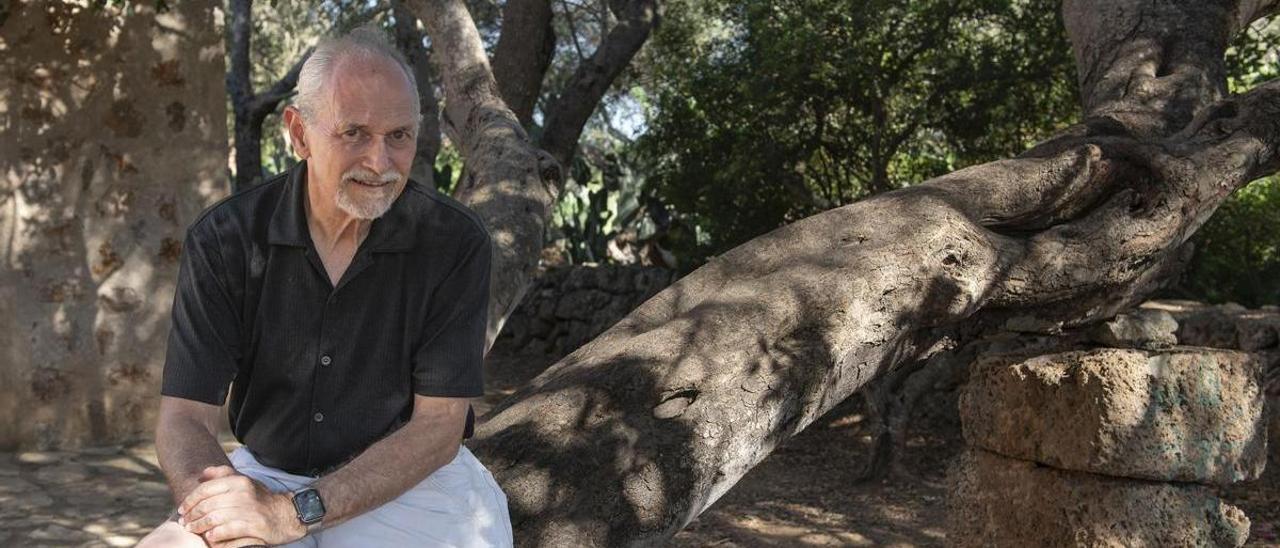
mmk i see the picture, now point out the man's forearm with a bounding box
[156,412,233,507]
[311,402,466,528]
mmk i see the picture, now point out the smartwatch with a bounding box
[291,488,326,534]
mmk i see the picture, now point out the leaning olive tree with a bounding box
[407,0,1280,545]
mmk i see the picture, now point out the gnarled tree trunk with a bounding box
[414,0,1280,545]
[491,0,557,127]
[226,0,311,192]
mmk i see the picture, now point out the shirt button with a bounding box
[313,412,324,423]
[320,355,332,366]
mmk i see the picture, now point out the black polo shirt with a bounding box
[161,160,491,476]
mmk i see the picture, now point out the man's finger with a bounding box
[211,539,268,548]
[203,520,255,543]
[184,490,251,524]
[179,475,252,515]
[182,508,224,535]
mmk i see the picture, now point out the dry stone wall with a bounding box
[492,264,677,358]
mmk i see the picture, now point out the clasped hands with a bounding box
[176,465,307,548]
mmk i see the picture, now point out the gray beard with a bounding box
[336,181,397,220]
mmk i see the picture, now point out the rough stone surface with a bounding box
[1144,300,1280,352]
[1088,308,1179,349]
[492,264,676,358]
[960,347,1267,485]
[948,448,1250,548]
[0,441,193,545]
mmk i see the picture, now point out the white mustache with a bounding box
[342,168,402,186]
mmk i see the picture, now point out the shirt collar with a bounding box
[267,160,417,252]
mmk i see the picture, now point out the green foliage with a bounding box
[549,125,655,264]
[433,142,464,195]
[1225,18,1280,93]
[637,0,1079,265]
[1166,18,1280,306]
[1169,177,1280,307]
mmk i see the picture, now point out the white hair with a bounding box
[293,24,421,124]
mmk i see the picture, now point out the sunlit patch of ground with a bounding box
[1,350,1275,546]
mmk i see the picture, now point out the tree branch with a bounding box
[226,0,253,106]
[249,47,312,113]
[248,47,312,119]
[491,0,557,126]
[1232,0,1280,33]
[405,0,564,352]
[539,0,660,166]
[1063,0,1233,138]
[392,0,443,183]
[455,1,1280,545]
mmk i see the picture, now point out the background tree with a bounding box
[637,0,1080,264]
[0,1,228,449]
[1165,16,1280,307]
[225,0,388,191]
[406,0,1280,544]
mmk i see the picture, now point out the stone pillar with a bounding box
[948,346,1268,546]
[0,2,228,449]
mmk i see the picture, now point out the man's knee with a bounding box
[136,519,208,548]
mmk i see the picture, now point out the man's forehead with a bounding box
[320,55,418,127]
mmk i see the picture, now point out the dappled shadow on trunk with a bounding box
[0,2,226,450]
[471,239,997,545]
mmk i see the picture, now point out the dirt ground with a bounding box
[669,388,1280,547]
[481,350,1280,548]
[1,350,1276,546]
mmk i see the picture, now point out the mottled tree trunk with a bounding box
[0,2,228,449]
[417,0,1280,545]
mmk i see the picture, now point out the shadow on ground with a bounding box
[1,349,1276,546]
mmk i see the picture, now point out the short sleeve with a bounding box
[160,227,241,405]
[411,232,491,398]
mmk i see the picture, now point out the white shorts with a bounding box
[227,445,513,548]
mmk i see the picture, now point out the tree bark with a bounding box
[391,0,444,185]
[491,0,557,127]
[0,1,228,449]
[405,0,565,353]
[539,0,660,166]
[226,0,312,192]
[420,0,1279,545]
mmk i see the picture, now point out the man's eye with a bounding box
[391,130,409,141]
[342,129,361,139]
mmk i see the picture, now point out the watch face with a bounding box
[293,489,325,523]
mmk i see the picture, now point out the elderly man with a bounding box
[136,26,512,548]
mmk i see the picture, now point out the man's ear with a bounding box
[282,106,310,159]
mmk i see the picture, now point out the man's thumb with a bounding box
[200,464,237,481]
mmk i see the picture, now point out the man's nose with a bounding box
[364,136,394,174]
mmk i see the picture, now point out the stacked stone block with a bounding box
[948,346,1268,547]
